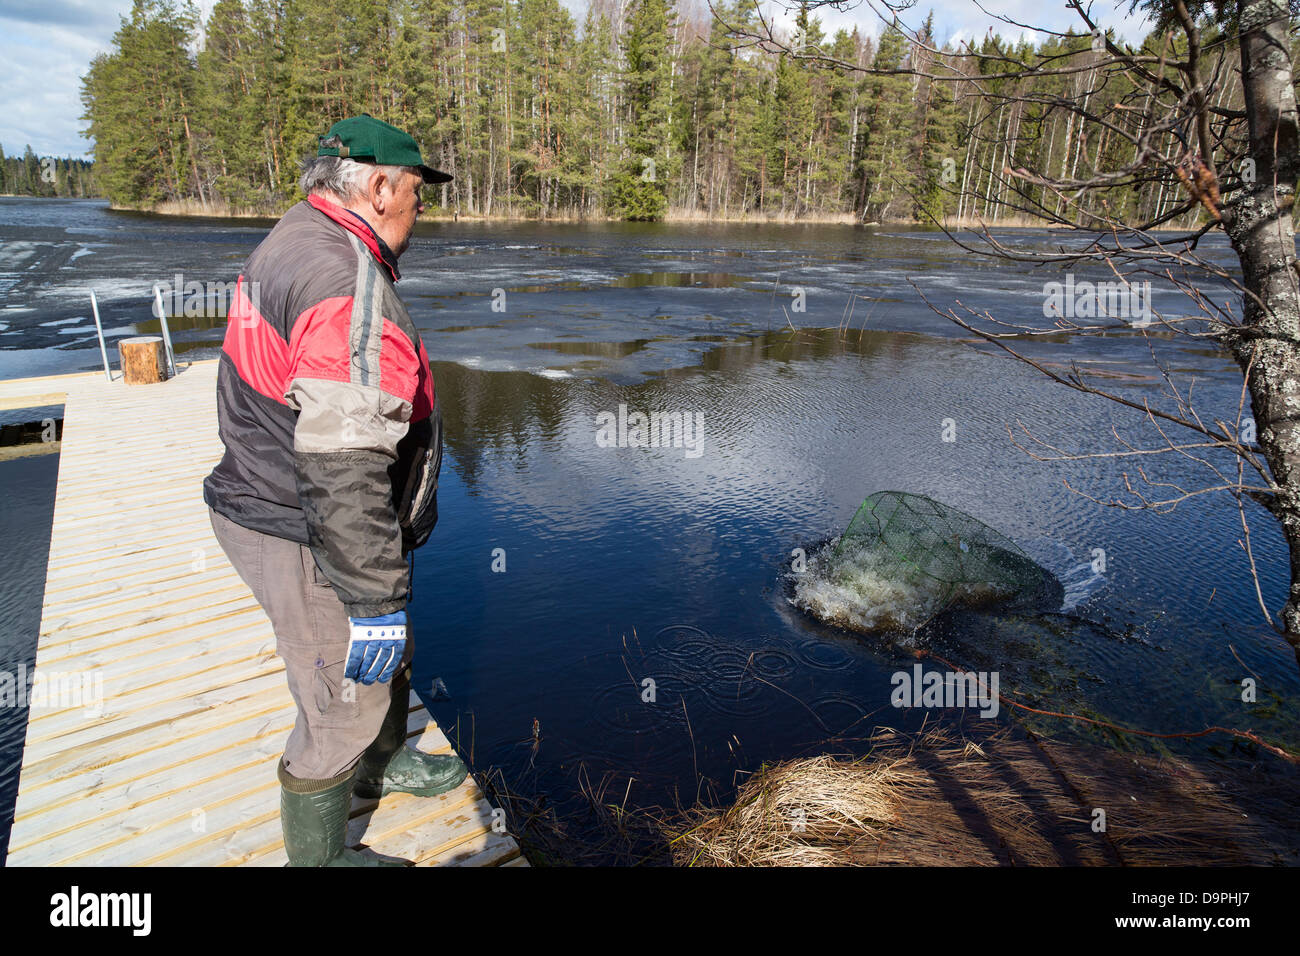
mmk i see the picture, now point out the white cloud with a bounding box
[0,15,107,158]
[0,1,216,159]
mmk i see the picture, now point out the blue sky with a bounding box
[0,0,1151,160]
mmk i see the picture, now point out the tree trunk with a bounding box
[1224,0,1300,663]
[119,337,169,385]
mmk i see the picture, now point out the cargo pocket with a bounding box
[276,640,359,732]
[292,544,360,727]
[311,651,361,727]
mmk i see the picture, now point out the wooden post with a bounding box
[118,336,169,385]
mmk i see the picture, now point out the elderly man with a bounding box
[203,115,463,866]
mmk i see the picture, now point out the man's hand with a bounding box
[345,612,407,685]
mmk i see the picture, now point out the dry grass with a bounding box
[667,753,906,866]
[661,726,1286,867]
[0,442,59,461]
[664,206,861,224]
[112,198,284,219]
[98,199,1202,230]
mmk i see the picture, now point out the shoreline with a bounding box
[1,195,1208,231]
[63,198,1205,231]
[101,199,903,225]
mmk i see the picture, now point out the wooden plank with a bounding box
[32,602,270,677]
[0,391,68,411]
[15,670,290,767]
[16,701,296,813]
[423,829,524,867]
[20,656,285,753]
[38,577,251,632]
[36,605,262,672]
[43,554,235,603]
[32,605,268,669]
[45,525,229,574]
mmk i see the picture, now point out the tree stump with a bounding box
[118,336,169,385]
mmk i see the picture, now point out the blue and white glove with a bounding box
[345,612,407,685]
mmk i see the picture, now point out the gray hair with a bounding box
[299,154,420,202]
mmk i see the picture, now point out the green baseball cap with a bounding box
[318,114,453,184]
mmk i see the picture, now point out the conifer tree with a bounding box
[611,0,677,219]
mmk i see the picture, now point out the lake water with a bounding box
[2,197,1297,862]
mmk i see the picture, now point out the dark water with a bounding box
[0,452,59,861]
[2,197,1297,862]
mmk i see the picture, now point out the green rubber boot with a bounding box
[354,745,468,799]
[354,671,468,800]
[279,760,405,867]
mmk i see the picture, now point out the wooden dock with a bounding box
[1,360,524,867]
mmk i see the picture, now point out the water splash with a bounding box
[1018,537,1106,611]
[787,538,1025,637]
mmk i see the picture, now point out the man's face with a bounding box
[365,168,426,259]
[388,170,425,257]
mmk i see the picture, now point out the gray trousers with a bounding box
[209,507,413,781]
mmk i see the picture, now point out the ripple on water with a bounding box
[695,647,773,720]
[807,693,873,735]
[697,680,773,721]
[792,636,856,671]
[704,648,749,682]
[588,674,703,738]
[605,626,807,724]
[748,645,798,682]
[645,624,717,670]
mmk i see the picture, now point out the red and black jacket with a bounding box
[203,194,440,618]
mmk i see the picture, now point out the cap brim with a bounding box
[419,164,453,185]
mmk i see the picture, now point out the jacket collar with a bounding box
[307,193,401,282]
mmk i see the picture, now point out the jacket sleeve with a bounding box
[283,274,422,619]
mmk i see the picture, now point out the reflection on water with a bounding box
[608,271,748,289]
